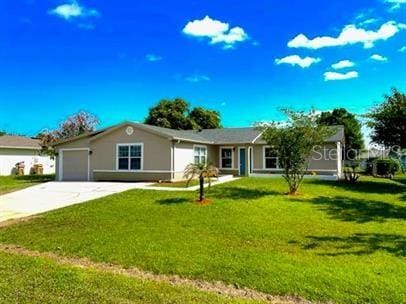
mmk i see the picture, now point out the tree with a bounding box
[145,98,195,130]
[260,109,333,195]
[38,111,99,156]
[366,88,406,150]
[184,162,219,202]
[189,107,221,129]
[144,98,221,130]
[318,108,364,159]
[0,130,6,136]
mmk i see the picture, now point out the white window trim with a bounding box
[219,146,234,169]
[263,145,280,169]
[193,144,207,164]
[337,141,342,177]
[116,143,144,171]
[249,146,253,173]
[58,148,90,181]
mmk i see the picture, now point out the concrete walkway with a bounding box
[0,177,239,223]
[145,176,239,191]
[0,182,151,222]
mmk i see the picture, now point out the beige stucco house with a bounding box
[53,122,344,181]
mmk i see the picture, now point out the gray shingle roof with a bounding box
[54,122,345,146]
[0,135,41,149]
[326,125,345,142]
[134,124,212,143]
[184,127,262,144]
[137,124,344,144]
[254,125,345,144]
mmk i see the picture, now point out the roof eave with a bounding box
[213,141,258,145]
[0,146,40,150]
[52,133,93,147]
[173,137,214,144]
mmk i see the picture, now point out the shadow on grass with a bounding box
[298,196,406,223]
[393,175,406,186]
[301,233,406,257]
[308,178,406,195]
[210,186,279,200]
[156,197,191,205]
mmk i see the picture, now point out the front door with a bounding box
[239,148,246,176]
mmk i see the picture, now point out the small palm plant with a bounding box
[184,162,219,202]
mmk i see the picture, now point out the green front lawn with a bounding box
[0,251,257,304]
[0,177,405,303]
[151,180,200,188]
[151,178,213,188]
[394,173,406,185]
[0,174,55,195]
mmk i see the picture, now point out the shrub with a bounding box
[373,159,400,177]
[364,157,377,175]
[343,161,361,183]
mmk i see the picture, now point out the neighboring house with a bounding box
[358,148,389,171]
[0,135,55,175]
[53,122,344,181]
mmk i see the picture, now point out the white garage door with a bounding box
[61,149,89,181]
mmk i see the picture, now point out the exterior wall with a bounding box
[94,171,172,181]
[54,124,343,181]
[252,142,341,176]
[55,138,90,181]
[216,145,239,176]
[174,142,194,176]
[308,143,339,171]
[55,124,173,181]
[207,145,218,166]
[56,137,90,149]
[253,145,264,170]
[90,125,172,174]
[0,148,55,176]
[172,142,219,181]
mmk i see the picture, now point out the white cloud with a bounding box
[183,16,228,37]
[358,18,380,27]
[185,74,211,83]
[288,21,405,49]
[182,16,248,48]
[370,54,388,61]
[384,0,406,10]
[145,54,162,62]
[331,60,355,69]
[49,1,99,20]
[324,71,359,81]
[275,55,321,68]
[399,46,406,52]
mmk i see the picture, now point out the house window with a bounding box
[220,148,233,168]
[117,144,142,170]
[194,146,207,164]
[264,147,280,169]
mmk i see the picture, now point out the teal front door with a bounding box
[239,148,246,176]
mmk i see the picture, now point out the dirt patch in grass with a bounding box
[0,243,312,304]
[0,215,41,229]
[195,198,213,205]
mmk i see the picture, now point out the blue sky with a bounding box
[0,0,405,136]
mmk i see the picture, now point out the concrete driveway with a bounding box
[0,182,150,223]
